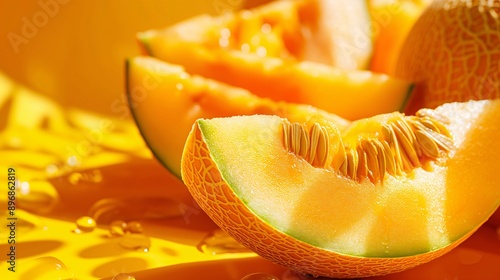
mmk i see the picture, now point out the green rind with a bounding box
[125,58,182,179]
[399,83,415,112]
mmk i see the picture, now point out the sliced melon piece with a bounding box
[181,99,500,278]
[140,0,373,70]
[137,0,413,120]
[126,56,349,178]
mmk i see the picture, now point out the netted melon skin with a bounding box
[396,0,500,113]
[180,125,474,278]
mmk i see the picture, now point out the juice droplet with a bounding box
[119,234,151,253]
[17,181,59,214]
[257,46,267,57]
[19,181,30,195]
[68,172,83,185]
[91,169,103,183]
[89,197,182,224]
[109,220,127,236]
[45,164,59,176]
[261,23,272,33]
[241,273,280,280]
[241,43,251,53]
[176,83,184,91]
[20,256,74,280]
[220,27,231,38]
[68,170,103,185]
[126,221,143,233]
[67,155,80,167]
[112,273,136,280]
[75,216,96,233]
[198,228,252,255]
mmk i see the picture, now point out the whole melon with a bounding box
[395,0,500,113]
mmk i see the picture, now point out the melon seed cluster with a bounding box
[281,109,454,183]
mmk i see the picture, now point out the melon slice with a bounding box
[140,0,373,70]
[369,0,428,75]
[126,56,349,178]
[181,99,500,278]
[137,1,413,120]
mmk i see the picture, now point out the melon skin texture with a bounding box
[395,0,500,113]
[181,99,500,278]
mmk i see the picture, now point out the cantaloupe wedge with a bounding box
[181,99,500,278]
[137,0,414,120]
[126,56,349,178]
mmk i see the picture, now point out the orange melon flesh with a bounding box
[140,0,373,70]
[126,56,349,178]
[137,3,413,120]
[181,99,500,278]
[369,0,427,75]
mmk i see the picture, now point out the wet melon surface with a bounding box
[181,99,500,278]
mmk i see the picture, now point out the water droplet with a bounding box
[459,249,483,265]
[91,169,103,183]
[179,72,189,80]
[45,164,59,175]
[112,273,136,280]
[241,272,280,280]
[198,228,252,255]
[88,197,182,224]
[176,82,184,91]
[261,23,272,34]
[109,220,127,236]
[220,27,231,38]
[241,43,250,53]
[75,216,96,233]
[257,46,267,57]
[219,37,230,48]
[119,234,151,252]
[67,155,80,167]
[17,181,59,214]
[20,256,74,280]
[126,221,143,233]
[19,181,30,195]
[68,172,83,185]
